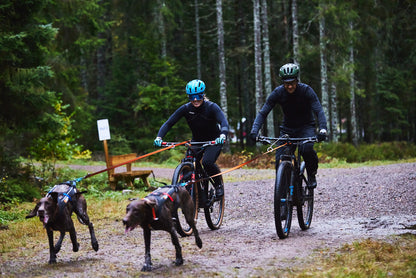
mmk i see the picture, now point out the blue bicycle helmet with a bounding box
[186,79,206,95]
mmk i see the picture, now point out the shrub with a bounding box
[316,141,416,163]
[0,148,42,205]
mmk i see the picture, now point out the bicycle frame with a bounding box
[164,141,216,207]
[262,136,317,184]
[257,135,318,238]
[184,143,217,208]
[162,141,225,235]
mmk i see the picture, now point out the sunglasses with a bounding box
[188,94,204,101]
[283,80,298,87]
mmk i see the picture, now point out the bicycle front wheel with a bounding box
[203,176,225,230]
[274,161,294,239]
[297,162,314,230]
[172,162,198,237]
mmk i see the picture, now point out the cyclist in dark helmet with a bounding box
[250,63,327,188]
[154,79,229,197]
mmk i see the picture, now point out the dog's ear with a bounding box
[49,192,59,203]
[143,198,157,208]
[26,201,41,218]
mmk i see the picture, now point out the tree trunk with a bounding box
[330,82,339,142]
[96,0,110,110]
[80,48,89,95]
[216,0,228,118]
[253,0,263,122]
[238,3,250,147]
[156,0,168,85]
[349,21,358,146]
[194,0,201,79]
[282,0,289,54]
[319,5,329,136]
[261,0,274,137]
[291,0,300,80]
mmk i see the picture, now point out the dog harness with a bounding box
[47,181,78,215]
[143,185,179,221]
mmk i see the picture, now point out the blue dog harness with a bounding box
[47,181,78,215]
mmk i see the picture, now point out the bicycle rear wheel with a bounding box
[172,163,198,237]
[297,162,314,230]
[274,161,294,239]
[203,176,225,230]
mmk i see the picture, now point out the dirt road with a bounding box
[2,163,415,277]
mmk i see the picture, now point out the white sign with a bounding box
[97,119,111,141]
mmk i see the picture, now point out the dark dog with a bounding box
[123,185,202,271]
[26,183,99,264]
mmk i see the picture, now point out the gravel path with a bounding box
[2,162,416,277]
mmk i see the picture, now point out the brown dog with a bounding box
[26,183,99,264]
[123,185,202,271]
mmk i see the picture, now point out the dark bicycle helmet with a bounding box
[186,79,206,95]
[279,63,299,82]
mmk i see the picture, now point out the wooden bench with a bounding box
[107,153,153,190]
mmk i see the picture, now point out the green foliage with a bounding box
[1,0,416,177]
[0,178,41,206]
[315,141,416,163]
[132,58,191,152]
[29,100,90,166]
[106,134,133,155]
[0,148,41,205]
[0,209,26,227]
[150,147,185,166]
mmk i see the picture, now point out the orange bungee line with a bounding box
[80,140,190,180]
[188,142,288,185]
[75,140,284,184]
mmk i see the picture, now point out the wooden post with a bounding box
[103,139,111,182]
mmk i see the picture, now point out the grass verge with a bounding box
[282,234,416,277]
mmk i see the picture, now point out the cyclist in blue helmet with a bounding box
[154,79,229,198]
[250,63,328,188]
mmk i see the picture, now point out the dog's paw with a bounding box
[174,258,183,266]
[92,240,99,251]
[73,242,80,252]
[48,259,57,264]
[141,263,152,272]
[196,237,202,249]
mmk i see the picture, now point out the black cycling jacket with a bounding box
[157,100,229,141]
[251,83,327,135]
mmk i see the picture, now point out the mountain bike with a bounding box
[257,135,318,239]
[161,141,225,237]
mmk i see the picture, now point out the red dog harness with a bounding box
[143,186,177,221]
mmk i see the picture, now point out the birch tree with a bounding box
[237,2,251,146]
[216,0,228,119]
[349,21,358,146]
[291,0,300,80]
[194,0,201,79]
[261,0,274,137]
[253,0,263,118]
[330,83,339,142]
[319,3,329,136]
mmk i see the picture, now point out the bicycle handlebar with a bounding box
[257,135,318,144]
[161,141,217,147]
